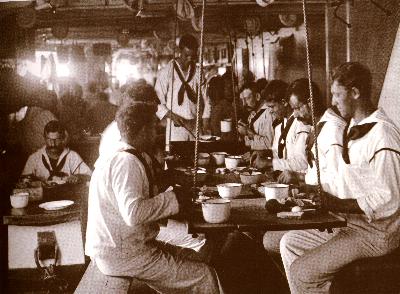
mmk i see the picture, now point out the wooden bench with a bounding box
[74,261,155,294]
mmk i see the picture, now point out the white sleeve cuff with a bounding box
[156,104,169,120]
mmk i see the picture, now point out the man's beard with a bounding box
[46,147,63,156]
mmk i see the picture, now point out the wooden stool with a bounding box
[74,261,154,294]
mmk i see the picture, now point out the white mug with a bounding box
[220,119,232,133]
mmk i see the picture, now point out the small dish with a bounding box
[39,200,74,211]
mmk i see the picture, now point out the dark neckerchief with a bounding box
[342,122,377,164]
[249,107,268,132]
[123,149,155,197]
[173,60,197,105]
[306,121,326,167]
[42,152,69,180]
[272,118,283,130]
[278,116,295,159]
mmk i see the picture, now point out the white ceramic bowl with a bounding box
[217,183,243,199]
[221,119,232,132]
[263,183,289,203]
[225,155,242,169]
[240,171,264,185]
[202,199,231,223]
[10,192,29,209]
[197,153,210,166]
[211,152,228,166]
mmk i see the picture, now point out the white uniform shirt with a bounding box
[305,108,347,195]
[343,109,400,221]
[272,117,310,172]
[244,102,275,150]
[85,142,179,259]
[22,146,92,181]
[333,108,400,249]
[155,60,211,120]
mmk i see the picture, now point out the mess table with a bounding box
[189,198,346,234]
[4,183,88,292]
[171,164,347,235]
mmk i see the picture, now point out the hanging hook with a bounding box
[331,0,351,28]
[370,0,392,16]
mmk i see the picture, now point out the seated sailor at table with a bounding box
[85,103,221,293]
[99,79,208,254]
[263,105,345,257]
[237,82,275,151]
[250,79,316,175]
[21,120,92,183]
[250,80,289,170]
[277,106,344,185]
[280,62,400,294]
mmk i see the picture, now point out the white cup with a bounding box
[10,192,29,209]
[263,183,289,204]
[202,199,231,223]
[221,119,232,133]
[211,152,228,166]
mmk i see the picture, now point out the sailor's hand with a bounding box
[173,184,193,213]
[65,175,79,184]
[277,170,299,184]
[167,111,185,127]
[237,124,248,136]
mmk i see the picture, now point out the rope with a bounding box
[193,0,206,193]
[166,0,180,153]
[302,0,322,199]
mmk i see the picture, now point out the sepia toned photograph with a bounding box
[1,0,400,293]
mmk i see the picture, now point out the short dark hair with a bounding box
[116,103,157,141]
[261,79,288,103]
[332,62,372,100]
[241,81,258,94]
[255,78,268,94]
[287,78,325,117]
[122,79,159,107]
[44,120,66,138]
[179,34,198,51]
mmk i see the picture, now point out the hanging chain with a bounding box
[193,0,207,194]
[302,0,323,199]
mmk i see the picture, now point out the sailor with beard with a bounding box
[21,120,92,183]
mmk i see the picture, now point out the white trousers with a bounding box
[280,228,391,294]
[95,240,222,294]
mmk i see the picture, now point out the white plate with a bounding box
[39,200,74,211]
[199,135,220,142]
